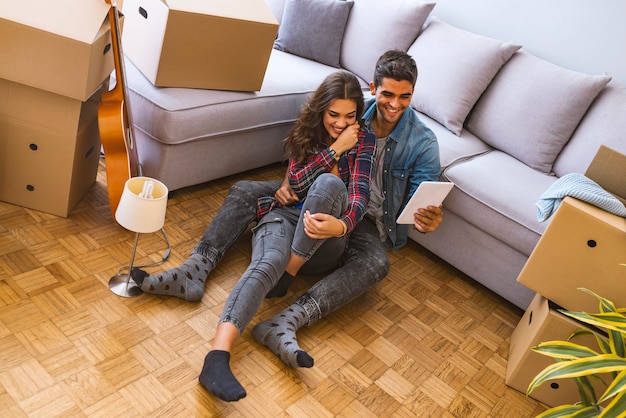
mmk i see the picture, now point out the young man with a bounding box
[132,50,442,397]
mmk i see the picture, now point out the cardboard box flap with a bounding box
[1,0,110,43]
[165,0,277,24]
[585,145,626,205]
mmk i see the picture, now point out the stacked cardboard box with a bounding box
[0,0,115,217]
[506,294,608,406]
[121,0,278,91]
[507,146,626,406]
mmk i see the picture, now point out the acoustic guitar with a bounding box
[98,0,141,217]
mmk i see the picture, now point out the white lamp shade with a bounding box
[115,177,169,233]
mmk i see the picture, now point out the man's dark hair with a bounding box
[372,50,418,88]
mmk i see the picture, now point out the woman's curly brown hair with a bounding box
[284,71,365,163]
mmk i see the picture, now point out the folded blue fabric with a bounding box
[536,173,626,222]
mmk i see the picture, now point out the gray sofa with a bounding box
[123,0,626,310]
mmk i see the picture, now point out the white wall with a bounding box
[431,0,626,85]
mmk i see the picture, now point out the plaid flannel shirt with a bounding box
[257,128,376,235]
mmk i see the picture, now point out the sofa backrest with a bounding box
[263,0,625,182]
[264,0,435,81]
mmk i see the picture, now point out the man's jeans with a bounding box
[219,174,349,334]
[192,179,281,267]
[296,218,390,324]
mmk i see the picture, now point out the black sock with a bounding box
[130,268,148,287]
[198,350,246,402]
[265,271,295,298]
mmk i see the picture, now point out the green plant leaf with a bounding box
[562,311,626,334]
[578,287,617,313]
[571,407,605,418]
[576,374,600,406]
[535,404,590,418]
[528,355,626,394]
[570,328,600,340]
[598,368,626,404]
[596,334,613,355]
[599,389,626,418]
[610,330,625,358]
[532,341,600,359]
[568,328,611,356]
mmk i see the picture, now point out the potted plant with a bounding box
[527,288,626,417]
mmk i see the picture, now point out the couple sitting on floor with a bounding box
[131,50,443,402]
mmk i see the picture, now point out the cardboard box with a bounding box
[0,78,104,217]
[518,146,626,312]
[122,0,278,91]
[0,0,114,101]
[507,294,607,407]
[585,145,626,206]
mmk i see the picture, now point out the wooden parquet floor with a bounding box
[0,158,548,417]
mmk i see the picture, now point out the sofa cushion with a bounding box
[408,18,520,135]
[553,82,626,177]
[465,50,611,174]
[340,0,435,82]
[442,150,554,256]
[273,0,354,68]
[417,111,492,170]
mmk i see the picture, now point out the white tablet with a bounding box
[396,181,454,224]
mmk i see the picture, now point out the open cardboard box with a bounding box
[517,146,626,312]
[507,293,608,407]
[0,0,114,101]
[0,78,104,217]
[121,0,278,91]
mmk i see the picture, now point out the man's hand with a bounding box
[274,182,299,206]
[302,211,344,239]
[274,172,299,206]
[414,205,443,233]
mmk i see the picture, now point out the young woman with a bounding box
[198,71,376,402]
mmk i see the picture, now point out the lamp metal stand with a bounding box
[109,232,143,297]
[109,227,171,298]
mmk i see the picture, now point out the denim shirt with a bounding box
[362,98,440,250]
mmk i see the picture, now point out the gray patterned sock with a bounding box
[252,303,314,368]
[132,252,211,301]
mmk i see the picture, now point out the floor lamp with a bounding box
[109,176,169,297]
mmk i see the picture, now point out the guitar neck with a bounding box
[106,0,140,176]
[108,1,133,125]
